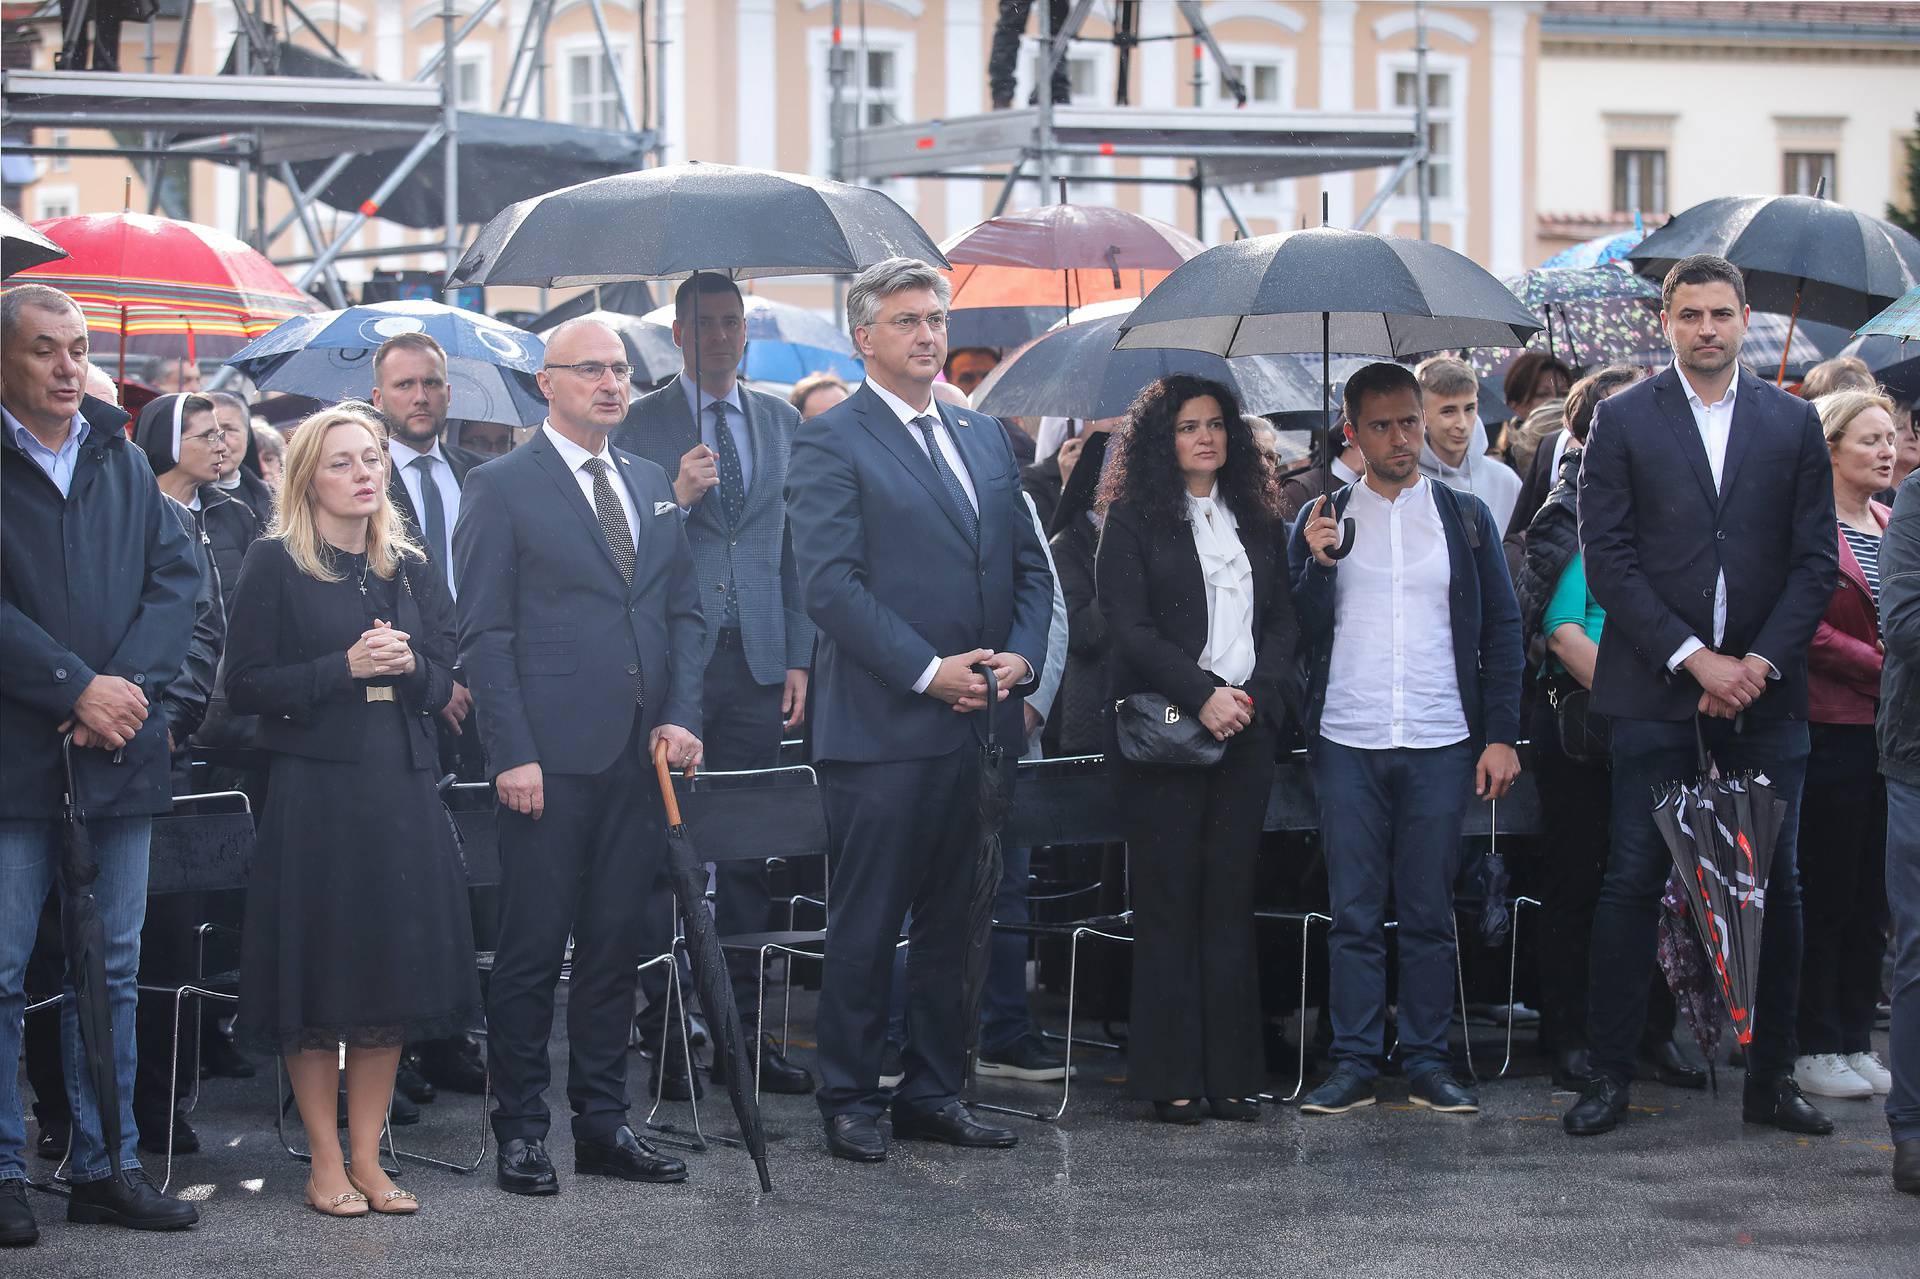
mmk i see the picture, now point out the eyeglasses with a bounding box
[180,429,226,448]
[878,312,948,335]
[545,361,635,382]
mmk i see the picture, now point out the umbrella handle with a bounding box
[651,737,689,826]
[1326,518,1357,560]
[61,730,79,809]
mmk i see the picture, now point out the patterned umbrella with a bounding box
[1838,331,1920,401]
[1464,267,1665,376]
[16,212,320,366]
[1739,311,1830,381]
[1856,284,1920,341]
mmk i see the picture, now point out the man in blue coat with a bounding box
[0,284,201,1244]
[787,258,1052,1162]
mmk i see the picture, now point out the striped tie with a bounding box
[914,415,978,545]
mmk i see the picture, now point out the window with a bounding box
[1613,148,1667,214]
[831,46,906,138]
[49,129,69,172]
[1393,69,1453,201]
[808,29,916,209]
[1218,61,1282,107]
[564,47,630,130]
[1784,151,1836,198]
[33,186,76,220]
[453,52,488,111]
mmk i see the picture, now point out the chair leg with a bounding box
[1496,896,1541,1080]
[1264,912,1330,1105]
[1454,917,1476,1082]
[974,924,1131,1124]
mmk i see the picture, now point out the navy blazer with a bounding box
[1577,365,1836,721]
[1287,478,1524,751]
[452,427,705,778]
[786,382,1054,764]
[613,376,814,683]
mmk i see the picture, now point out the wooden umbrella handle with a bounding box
[651,737,686,826]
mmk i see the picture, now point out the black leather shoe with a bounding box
[137,1108,199,1156]
[650,1046,705,1102]
[198,1031,255,1080]
[396,1057,438,1105]
[1151,1100,1204,1125]
[575,1125,688,1184]
[1408,1071,1479,1114]
[1207,1097,1261,1122]
[66,1169,198,1231]
[1299,1065,1376,1116]
[892,1100,1018,1149]
[1895,1138,1920,1195]
[417,1037,488,1095]
[1563,1074,1629,1136]
[1638,1040,1708,1090]
[1551,1046,1592,1091]
[495,1137,559,1196]
[388,1087,422,1126]
[825,1113,887,1162]
[1742,1074,1834,1135]
[712,1035,814,1096]
[0,1180,37,1248]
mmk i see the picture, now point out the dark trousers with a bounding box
[1116,724,1270,1101]
[1796,722,1889,1056]
[1587,715,1810,1086]
[635,634,783,1048]
[487,713,668,1142]
[989,0,1072,105]
[815,747,988,1119]
[1314,737,1476,1079]
[886,837,1033,1056]
[1886,779,1920,1143]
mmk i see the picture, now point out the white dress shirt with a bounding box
[1319,477,1468,750]
[678,375,753,494]
[389,436,463,593]
[1666,364,1735,672]
[1186,486,1257,687]
[542,421,639,547]
[3,406,89,497]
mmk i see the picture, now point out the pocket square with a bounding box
[654,500,677,516]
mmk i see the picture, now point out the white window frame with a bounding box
[415,45,491,110]
[1198,44,1299,225]
[806,27,917,212]
[1010,41,1114,205]
[49,128,71,173]
[1376,50,1468,234]
[555,33,635,131]
[33,185,78,220]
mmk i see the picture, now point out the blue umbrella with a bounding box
[640,295,863,386]
[1539,226,1647,271]
[226,299,548,426]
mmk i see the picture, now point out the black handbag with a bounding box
[1546,676,1611,766]
[1112,692,1225,769]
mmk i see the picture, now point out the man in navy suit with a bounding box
[614,273,816,1098]
[453,319,705,1193]
[787,258,1053,1162]
[1567,255,1839,1137]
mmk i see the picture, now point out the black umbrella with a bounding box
[651,740,772,1193]
[1626,188,1920,382]
[961,666,1012,1084]
[1648,725,1787,1056]
[973,307,1324,420]
[1839,332,1920,401]
[1116,209,1542,558]
[59,733,127,1182]
[2,206,68,278]
[523,281,658,333]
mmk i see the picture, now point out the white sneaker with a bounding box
[1845,1051,1893,1095]
[1793,1053,1874,1099]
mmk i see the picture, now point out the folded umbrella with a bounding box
[59,734,129,1186]
[961,666,1012,1084]
[1657,870,1725,1090]
[651,741,772,1193]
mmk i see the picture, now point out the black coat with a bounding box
[1,395,200,818]
[1514,447,1584,670]
[1577,365,1836,721]
[385,440,485,593]
[1047,513,1109,756]
[224,538,456,768]
[1880,471,1920,787]
[1095,497,1298,739]
[158,495,226,747]
[200,486,264,620]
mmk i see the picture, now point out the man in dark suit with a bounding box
[1568,254,1839,1138]
[787,258,1053,1163]
[613,274,816,1098]
[453,318,705,1194]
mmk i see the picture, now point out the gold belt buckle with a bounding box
[365,686,396,703]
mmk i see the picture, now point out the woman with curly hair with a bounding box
[1094,374,1299,1123]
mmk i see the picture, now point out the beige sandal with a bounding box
[305,1179,369,1217]
[347,1171,420,1215]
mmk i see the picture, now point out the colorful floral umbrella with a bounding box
[1463,267,1665,376]
[17,212,320,367]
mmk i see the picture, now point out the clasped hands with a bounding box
[926,649,1029,713]
[1683,649,1771,720]
[347,618,416,680]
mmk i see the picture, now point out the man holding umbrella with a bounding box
[1,283,202,1243]
[1567,254,1838,1137]
[787,258,1053,1162]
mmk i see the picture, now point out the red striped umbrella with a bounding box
[16,213,320,368]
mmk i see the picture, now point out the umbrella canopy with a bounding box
[16,212,321,364]
[523,281,658,333]
[1856,284,1920,342]
[651,742,772,1193]
[449,161,947,288]
[1838,331,1920,401]
[973,308,1323,420]
[543,309,684,385]
[639,295,863,385]
[1739,311,1831,381]
[1539,226,1648,271]
[226,300,547,427]
[1627,193,1920,331]
[59,735,128,1182]
[1494,266,1666,370]
[2,205,68,277]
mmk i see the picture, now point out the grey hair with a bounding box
[205,390,249,416]
[845,257,950,336]
[1,283,85,342]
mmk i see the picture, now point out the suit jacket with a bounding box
[1577,365,1836,721]
[158,495,226,746]
[786,382,1053,764]
[1097,498,1298,740]
[385,439,486,592]
[612,376,814,683]
[452,428,704,778]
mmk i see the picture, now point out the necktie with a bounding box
[583,457,635,586]
[711,401,746,528]
[408,454,447,568]
[914,414,978,545]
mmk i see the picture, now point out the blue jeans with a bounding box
[1313,738,1475,1079]
[1586,716,1809,1086]
[1887,779,1920,1144]
[0,816,151,1183]
[887,840,1033,1055]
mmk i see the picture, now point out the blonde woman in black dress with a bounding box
[226,405,480,1217]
